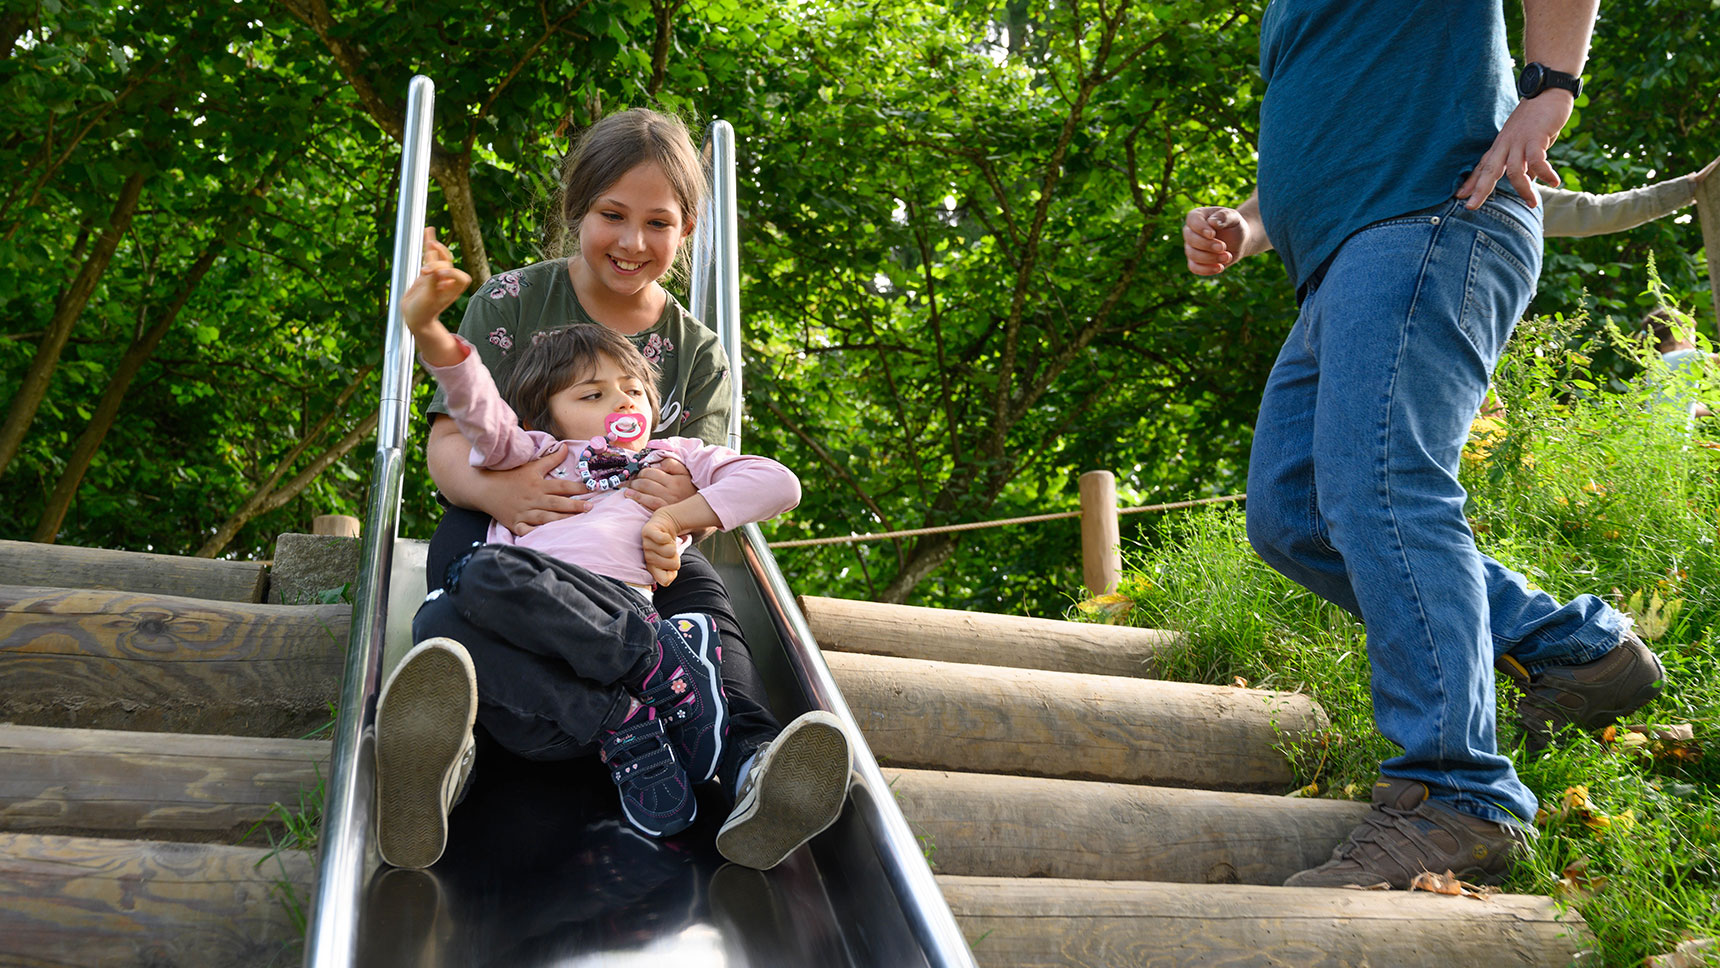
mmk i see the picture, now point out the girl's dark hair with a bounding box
[559,108,706,245]
[497,325,662,438]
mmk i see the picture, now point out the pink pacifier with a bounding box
[606,412,648,444]
[576,413,653,492]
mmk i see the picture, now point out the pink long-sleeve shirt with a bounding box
[425,339,801,586]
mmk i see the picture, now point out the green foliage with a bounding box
[1108,304,1720,965]
[0,0,1712,610]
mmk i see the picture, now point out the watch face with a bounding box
[1517,63,1543,98]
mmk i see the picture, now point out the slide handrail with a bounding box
[688,119,977,968]
[302,74,436,968]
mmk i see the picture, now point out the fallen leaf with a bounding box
[1285,783,1320,798]
[1607,723,1701,763]
[1232,676,1249,689]
[1547,786,1637,835]
[1408,870,1497,900]
[1553,855,1608,902]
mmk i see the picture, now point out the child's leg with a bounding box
[442,545,731,778]
[375,636,478,869]
[440,545,661,685]
[651,547,854,868]
[651,547,779,793]
[415,585,698,838]
[414,577,632,758]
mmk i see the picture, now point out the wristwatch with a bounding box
[1517,62,1583,100]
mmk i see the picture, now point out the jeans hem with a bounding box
[1518,610,1627,676]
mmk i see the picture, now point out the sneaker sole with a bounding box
[376,639,477,869]
[716,713,852,870]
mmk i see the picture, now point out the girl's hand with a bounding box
[483,449,594,536]
[642,507,684,585]
[623,456,697,511]
[401,228,471,366]
[428,418,594,533]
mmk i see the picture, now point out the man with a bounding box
[1181,0,1666,889]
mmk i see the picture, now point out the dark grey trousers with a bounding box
[424,506,782,793]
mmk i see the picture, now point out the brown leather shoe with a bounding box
[1498,631,1666,753]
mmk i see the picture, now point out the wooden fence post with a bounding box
[311,515,360,538]
[1698,167,1720,330]
[1079,470,1120,596]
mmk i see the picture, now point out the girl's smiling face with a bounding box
[575,161,695,301]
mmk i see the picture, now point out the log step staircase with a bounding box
[0,540,1591,966]
[800,595,1591,967]
[0,540,330,966]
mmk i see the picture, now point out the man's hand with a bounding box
[641,507,685,585]
[1457,93,1574,210]
[1183,193,1267,276]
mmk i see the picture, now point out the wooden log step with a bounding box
[885,768,1370,885]
[938,875,1590,968]
[0,584,348,737]
[801,594,1175,678]
[0,832,314,968]
[0,539,268,603]
[828,651,1325,791]
[0,725,328,843]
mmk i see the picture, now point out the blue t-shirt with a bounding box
[1257,0,1519,290]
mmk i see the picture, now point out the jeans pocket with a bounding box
[1457,230,1536,364]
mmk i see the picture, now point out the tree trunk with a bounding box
[0,170,146,481]
[430,154,491,285]
[195,409,377,559]
[877,533,961,604]
[32,245,225,543]
[32,162,280,543]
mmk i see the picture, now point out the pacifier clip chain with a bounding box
[575,412,661,492]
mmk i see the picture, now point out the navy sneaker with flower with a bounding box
[599,706,695,837]
[633,613,728,784]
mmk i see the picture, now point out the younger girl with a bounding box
[377,108,851,872]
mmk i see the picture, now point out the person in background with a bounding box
[1181,0,1667,891]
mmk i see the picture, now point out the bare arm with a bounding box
[1183,191,1271,276]
[1457,0,1599,209]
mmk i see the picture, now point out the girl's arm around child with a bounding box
[642,440,799,586]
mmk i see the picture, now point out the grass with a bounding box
[1095,308,1720,966]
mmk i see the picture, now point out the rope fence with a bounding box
[767,492,1246,549]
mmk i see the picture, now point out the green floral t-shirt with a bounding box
[426,258,733,444]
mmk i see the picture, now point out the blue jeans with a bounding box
[1245,194,1627,826]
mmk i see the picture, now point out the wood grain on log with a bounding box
[828,652,1325,791]
[0,725,328,843]
[0,539,268,603]
[939,875,1592,968]
[886,768,1370,884]
[0,584,347,736]
[800,594,1175,678]
[0,832,314,968]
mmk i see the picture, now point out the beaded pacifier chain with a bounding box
[576,412,661,492]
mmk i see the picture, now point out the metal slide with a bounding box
[303,76,975,968]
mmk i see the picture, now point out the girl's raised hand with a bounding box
[400,228,471,366]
